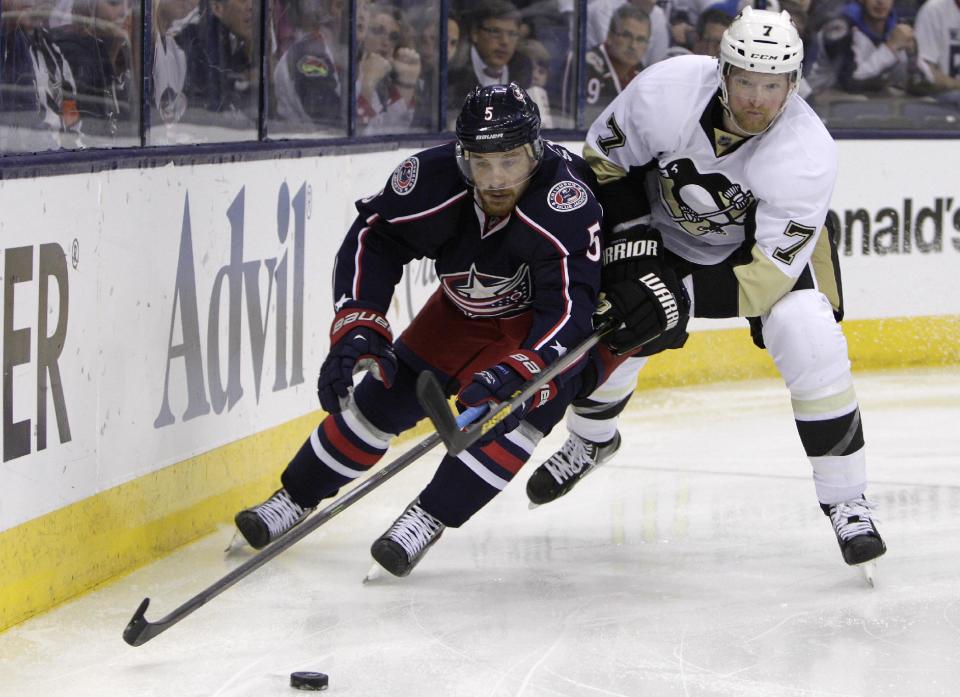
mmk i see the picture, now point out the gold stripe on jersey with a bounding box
[583,144,627,185]
[810,227,841,312]
[734,244,797,317]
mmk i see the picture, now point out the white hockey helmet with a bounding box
[718,7,803,134]
[719,7,803,75]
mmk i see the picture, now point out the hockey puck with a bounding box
[290,672,329,691]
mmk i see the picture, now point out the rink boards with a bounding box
[1,140,958,631]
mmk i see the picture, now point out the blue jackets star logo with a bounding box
[440,264,533,317]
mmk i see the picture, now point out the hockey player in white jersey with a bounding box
[525,7,887,577]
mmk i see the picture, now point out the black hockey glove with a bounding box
[318,307,398,413]
[596,225,687,356]
[456,350,557,445]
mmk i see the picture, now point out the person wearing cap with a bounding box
[525,8,887,579]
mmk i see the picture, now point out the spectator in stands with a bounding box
[0,0,82,150]
[53,0,136,139]
[176,0,259,129]
[587,0,669,66]
[565,3,650,127]
[692,7,732,56]
[517,37,554,126]
[356,2,421,134]
[150,0,192,137]
[447,0,532,118]
[667,6,697,53]
[272,0,344,132]
[356,2,420,132]
[914,0,960,100]
[805,0,916,94]
[408,8,459,130]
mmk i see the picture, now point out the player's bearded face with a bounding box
[723,68,791,135]
[465,146,538,217]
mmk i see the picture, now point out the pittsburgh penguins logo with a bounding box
[657,158,754,236]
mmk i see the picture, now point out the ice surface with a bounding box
[1,368,958,697]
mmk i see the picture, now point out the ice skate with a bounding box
[370,500,446,577]
[234,488,313,550]
[822,496,886,586]
[526,431,622,507]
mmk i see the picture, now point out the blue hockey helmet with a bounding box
[455,83,544,190]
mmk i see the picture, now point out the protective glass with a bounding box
[455,143,541,191]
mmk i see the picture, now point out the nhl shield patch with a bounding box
[391,157,419,196]
[547,181,588,212]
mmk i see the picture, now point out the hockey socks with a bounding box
[282,411,390,508]
[420,430,536,527]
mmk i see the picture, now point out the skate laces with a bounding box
[544,435,595,485]
[387,504,444,559]
[830,497,878,541]
[256,490,307,537]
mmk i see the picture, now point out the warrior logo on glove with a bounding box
[595,224,689,355]
[638,273,680,331]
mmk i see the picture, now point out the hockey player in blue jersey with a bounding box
[234,83,608,577]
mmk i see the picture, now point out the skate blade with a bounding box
[858,560,877,587]
[362,563,383,584]
[222,529,247,556]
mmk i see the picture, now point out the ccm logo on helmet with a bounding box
[750,53,779,59]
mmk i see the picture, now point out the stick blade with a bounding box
[122,597,154,646]
[415,372,462,453]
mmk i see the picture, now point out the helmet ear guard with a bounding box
[717,7,803,135]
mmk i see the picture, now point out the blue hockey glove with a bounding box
[456,350,556,445]
[318,307,398,413]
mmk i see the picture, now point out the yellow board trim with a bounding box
[1,314,958,632]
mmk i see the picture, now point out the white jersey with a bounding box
[914,0,960,79]
[584,55,838,317]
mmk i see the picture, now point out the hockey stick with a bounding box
[122,407,483,647]
[416,318,617,456]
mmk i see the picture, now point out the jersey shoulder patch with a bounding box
[390,156,420,195]
[547,180,589,212]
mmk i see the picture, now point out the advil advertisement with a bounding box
[0,149,431,533]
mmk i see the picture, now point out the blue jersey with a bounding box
[333,140,604,368]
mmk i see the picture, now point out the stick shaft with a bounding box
[418,319,615,455]
[124,430,444,645]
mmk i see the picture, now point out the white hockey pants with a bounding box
[569,289,866,504]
